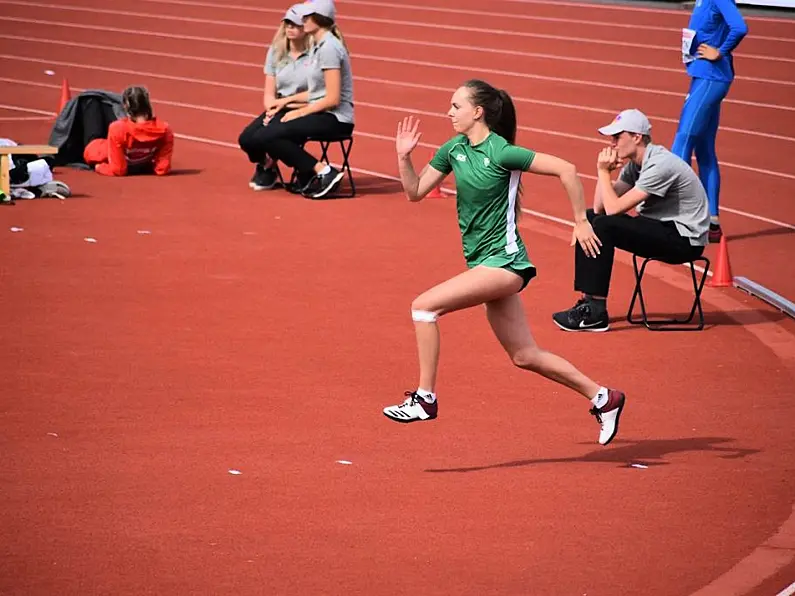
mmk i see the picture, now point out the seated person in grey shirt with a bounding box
[241,0,355,200]
[553,109,710,332]
[238,4,312,191]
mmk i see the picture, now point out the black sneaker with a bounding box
[302,167,344,199]
[250,164,279,191]
[248,165,259,188]
[552,298,609,332]
[287,172,315,194]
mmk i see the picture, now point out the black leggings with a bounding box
[575,209,704,297]
[238,110,353,175]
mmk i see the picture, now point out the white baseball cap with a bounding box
[598,109,652,136]
[283,4,306,26]
[296,0,336,22]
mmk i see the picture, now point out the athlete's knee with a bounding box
[411,309,438,323]
[511,346,545,371]
[238,128,254,151]
[411,297,441,322]
[239,122,272,152]
[83,138,107,165]
[590,212,621,236]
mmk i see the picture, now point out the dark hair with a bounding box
[309,14,347,51]
[463,79,523,216]
[122,86,153,120]
[462,79,517,144]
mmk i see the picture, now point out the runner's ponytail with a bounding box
[495,89,517,145]
[463,79,517,144]
[463,80,523,215]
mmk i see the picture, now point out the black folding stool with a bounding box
[626,255,711,331]
[285,135,356,198]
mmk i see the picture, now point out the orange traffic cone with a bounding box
[707,235,733,287]
[424,150,444,198]
[426,183,443,198]
[57,78,72,114]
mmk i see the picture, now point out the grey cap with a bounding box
[283,4,305,26]
[598,109,652,136]
[296,0,336,22]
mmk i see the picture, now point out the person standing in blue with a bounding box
[672,0,748,242]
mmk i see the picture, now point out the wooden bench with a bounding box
[0,145,59,196]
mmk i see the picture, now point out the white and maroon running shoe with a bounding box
[590,389,626,446]
[383,391,438,423]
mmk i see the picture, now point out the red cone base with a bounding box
[707,235,733,287]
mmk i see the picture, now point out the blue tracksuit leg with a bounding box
[671,77,730,218]
[694,104,722,218]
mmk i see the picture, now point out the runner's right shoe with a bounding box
[590,389,626,446]
[383,391,438,423]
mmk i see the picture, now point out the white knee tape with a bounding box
[411,309,438,323]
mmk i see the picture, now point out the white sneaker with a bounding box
[590,389,626,446]
[37,180,71,199]
[383,391,438,423]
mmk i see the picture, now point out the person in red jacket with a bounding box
[84,86,174,176]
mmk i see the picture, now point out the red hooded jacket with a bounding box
[85,117,174,176]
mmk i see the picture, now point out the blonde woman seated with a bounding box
[244,0,355,199]
[238,3,312,191]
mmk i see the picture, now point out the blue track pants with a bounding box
[671,77,731,219]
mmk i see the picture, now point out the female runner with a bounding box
[382,79,626,446]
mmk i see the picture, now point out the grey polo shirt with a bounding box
[306,32,354,124]
[264,46,311,98]
[619,143,710,247]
